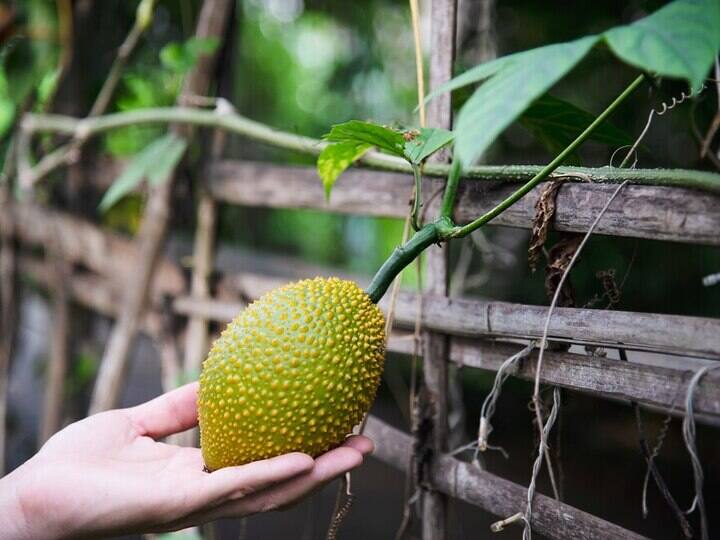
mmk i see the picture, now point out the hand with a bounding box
[0,382,373,539]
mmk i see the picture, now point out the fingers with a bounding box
[125,382,200,439]
[198,452,315,506]
[200,437,372,521]
[344,435,374,456]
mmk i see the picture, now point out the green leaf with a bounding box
[99,134,187,212]
[147,135,187,186]
[317,141,371,199]
[604,0,720,92]
[403,127,455,164]
[454,35,599,166]
[423,54,514,105]
[160,37,220,74]
[519,94,636,163]
[155,532,203,540]
[323,120,406,158]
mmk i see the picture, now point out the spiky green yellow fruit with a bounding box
[198,277,386,470]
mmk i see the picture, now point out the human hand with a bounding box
[0,382,373,539]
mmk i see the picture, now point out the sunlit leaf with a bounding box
[160,36,220,74]
[317,141,372,199]
[99,133,187,212]
[423,54,513,105]
[155,531,203,540]
[323,120,406,158]
[403,127,455,164]
[453,35,599,166]
[604,0,720,91]
[147,135,187,186]
[0,67,15,138]
[519,94,635,163]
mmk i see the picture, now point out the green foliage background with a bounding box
[3,2,720,538]
[3,0,719,316]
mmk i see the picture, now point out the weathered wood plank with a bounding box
[171,295,720,419]
[420,0,457,536]
[388,336,720,419]
[6,205,717,358]
[390,295,720,360]
[2,200,185,298]
[182,270,720,360]
[18,251,720,420]
[210,160,720,246]
[18,257,162,335]
[365,415,649,540]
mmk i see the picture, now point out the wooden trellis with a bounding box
[2,0,720,539]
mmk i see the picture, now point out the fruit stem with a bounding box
[365,222,440,303]
[366,74,647,303]
[439,158,462,219]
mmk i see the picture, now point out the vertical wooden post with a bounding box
[39,250,70,443]
[0,184,18,474]
[421,0,457,538]
[89,0,233,414]
[180,10,235,446]
[179,129,223,447]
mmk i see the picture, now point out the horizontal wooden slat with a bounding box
[18,257,162,335]
[172,294,720,420]
[389,335,720,420]
[10,205,720,416]
[8,194,718,360]
[2,201,185,298]
[391,295,720,360]
[210,160,720,246]
[179,272,720,360]
[20,249,720,424]
[364,415,649,540]
[7,201,717,357]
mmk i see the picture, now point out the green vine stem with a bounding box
[20,97,720,193]
[366,222,441,303]
[410,163,423,231]
[439,159,462,218]
[365,74,648,303]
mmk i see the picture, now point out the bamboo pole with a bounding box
[89,0,233,414]
[419,1,457,537]
[0,181,18,474]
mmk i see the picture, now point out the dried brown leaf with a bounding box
[544,233,582,307]
[528,178,565,272]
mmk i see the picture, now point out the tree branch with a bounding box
[20,105,720,193]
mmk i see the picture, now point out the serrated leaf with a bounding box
[519,94,635,164]
[403,127,455,164]
[323,121,406,158]
[454,35,599,166]
[604,0,720,92]
[99,133,187,212]
[317,141,372,199]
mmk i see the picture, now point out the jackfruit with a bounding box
[198,277,386,470]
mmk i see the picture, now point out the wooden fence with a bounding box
[2,1,719,539]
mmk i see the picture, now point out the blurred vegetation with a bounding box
[2,0,719,312]
[2,3,720,538]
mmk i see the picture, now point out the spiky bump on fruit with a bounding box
[198,277,386,471]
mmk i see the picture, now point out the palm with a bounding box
[10,383,372,539]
